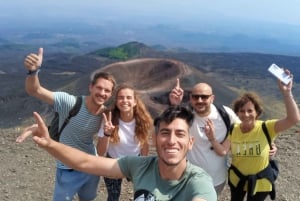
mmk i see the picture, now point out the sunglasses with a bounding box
[191,94,212,101]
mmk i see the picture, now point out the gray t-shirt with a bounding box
[118,156,217,201]
[54,92,102,169]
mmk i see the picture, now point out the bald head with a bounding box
[190,83,214,116]
[192,83,213,95]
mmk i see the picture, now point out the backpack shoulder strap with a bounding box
[215,104,231,132]
[229,124,235,135]
[58,96,82,134]
[215,104,231,142]
[68,96,83,117]
[262,121,272,149]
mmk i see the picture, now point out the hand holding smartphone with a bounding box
[268,63,292,85]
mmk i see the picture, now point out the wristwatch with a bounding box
[27,69,40,75]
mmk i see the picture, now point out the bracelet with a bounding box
[27,69,40,76]
[104,133,111,137]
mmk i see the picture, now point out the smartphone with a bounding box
[268,63,292,85]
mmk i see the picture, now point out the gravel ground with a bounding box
[1,125,300,201]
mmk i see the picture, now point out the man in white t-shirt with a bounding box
[169,79,239,196]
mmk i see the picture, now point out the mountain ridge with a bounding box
[0,41,299,129]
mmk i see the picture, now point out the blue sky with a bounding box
[1,0,300,26]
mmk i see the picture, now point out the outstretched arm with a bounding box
[274,70,300,133]
[24,48,54,105]
[21,112,125,179]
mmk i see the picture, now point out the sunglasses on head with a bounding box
[191,94,212,100]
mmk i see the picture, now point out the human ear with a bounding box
[188,136,194,150]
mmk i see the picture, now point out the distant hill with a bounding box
[0,41,299,128]
[90,42,153,60]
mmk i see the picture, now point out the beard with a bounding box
[193,103,209,115]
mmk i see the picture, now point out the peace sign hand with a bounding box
[204,119,216,142]
[102,112,115,136]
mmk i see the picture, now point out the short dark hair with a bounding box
[232,92,263,118]
[154,105,194,133]
[90,71,116,91]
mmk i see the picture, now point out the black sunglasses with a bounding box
[191,94,212,100]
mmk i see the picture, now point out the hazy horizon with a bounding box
[2,1,300,25]
[1,1,300,56]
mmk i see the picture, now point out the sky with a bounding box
[1,0,300,56]
[1,0,300,26]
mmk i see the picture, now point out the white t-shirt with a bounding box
[98,119,141,158]
[187,104,239,186]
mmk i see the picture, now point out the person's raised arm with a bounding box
[274,69,300,133]
[169,78,184,105]
[97,112,114,156]
[25,112,125,179]
[24,48,54,105]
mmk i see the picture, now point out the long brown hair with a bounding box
[108,84,153,146]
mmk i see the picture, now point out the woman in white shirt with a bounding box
[97,84,153,201]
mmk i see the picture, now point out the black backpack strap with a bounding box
[229,124,235,135]
[261,121,278,200]
[210,105,231,150]
[57,96,82,135]
[262,121,272,149]
[215,104,231,141]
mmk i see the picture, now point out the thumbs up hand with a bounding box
[24,47,44,71]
